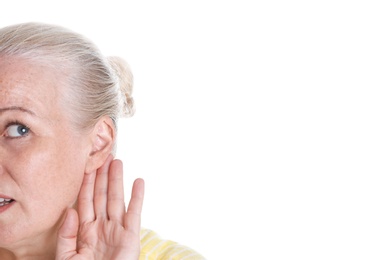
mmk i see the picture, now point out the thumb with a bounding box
[56,208,79,260]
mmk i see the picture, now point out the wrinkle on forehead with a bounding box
[0,56,65,123]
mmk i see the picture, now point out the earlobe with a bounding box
[85,116,115,173]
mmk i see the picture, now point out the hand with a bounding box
[56,155,144,260]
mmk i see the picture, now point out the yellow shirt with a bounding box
[140,229,206,260]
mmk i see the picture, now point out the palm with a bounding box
[56,156,144,260]
[77,219,137,258]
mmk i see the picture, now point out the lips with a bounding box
[0,194,15,208]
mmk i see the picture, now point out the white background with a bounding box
[1,1,390,259]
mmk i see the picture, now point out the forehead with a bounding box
[0,56,62,113]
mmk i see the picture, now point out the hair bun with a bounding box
[108,56,135,117]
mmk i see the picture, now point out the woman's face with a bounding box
[0,57,91,247]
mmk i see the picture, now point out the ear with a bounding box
[85,116,115,173]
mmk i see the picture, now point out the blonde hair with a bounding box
[0,22,134,134]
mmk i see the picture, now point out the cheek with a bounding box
[11,137,88,208]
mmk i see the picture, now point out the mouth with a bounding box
[0,198,15,207]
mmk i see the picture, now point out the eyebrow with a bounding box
[0,106,36,116]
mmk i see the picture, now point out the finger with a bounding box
[56,209,79,260]
[94,154,113,219]
[107,159,126,223]
[77,169,97,223]
[124,178,145,234]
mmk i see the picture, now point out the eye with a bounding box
[5,124,30,138]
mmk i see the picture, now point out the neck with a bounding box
[0,230,57,260]
[0,212,64,260]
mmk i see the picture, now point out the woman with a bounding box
[0,23,204,260]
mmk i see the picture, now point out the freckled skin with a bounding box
[0,56,92,258]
